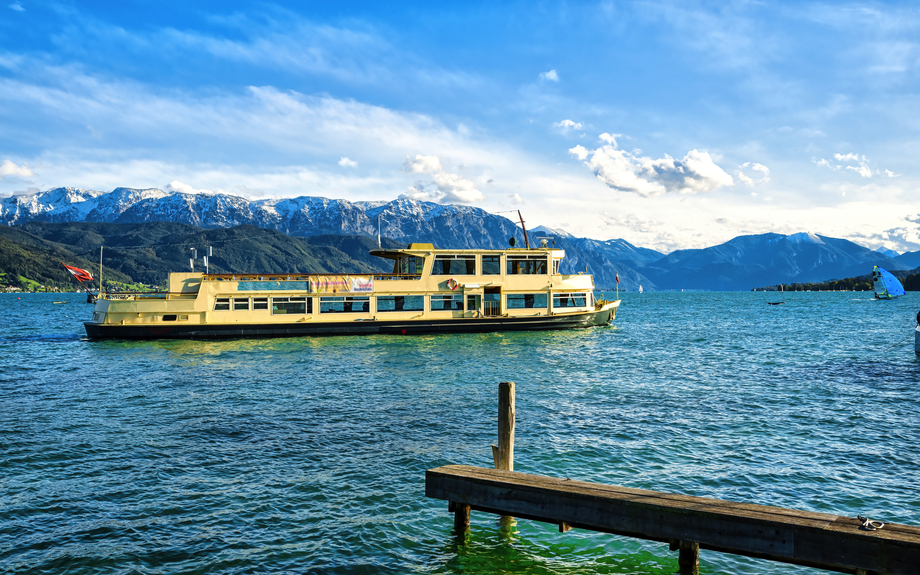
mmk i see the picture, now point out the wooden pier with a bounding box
[427,382,920,574]
[426,465,920,574]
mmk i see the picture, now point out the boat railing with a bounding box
[483,301,501,317]
[97,292,198,300]
[201,273,421,281]
[374,274,422,281]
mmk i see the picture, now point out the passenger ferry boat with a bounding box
[83,241,620,339]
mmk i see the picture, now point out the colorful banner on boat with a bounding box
[309,276,371,293]
[237,281,309,291]
[350,277,374,293]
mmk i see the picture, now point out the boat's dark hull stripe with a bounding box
[84,308,615,339]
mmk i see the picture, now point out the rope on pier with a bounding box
[858,514,885,531]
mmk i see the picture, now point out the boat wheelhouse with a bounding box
[84,242,620,339]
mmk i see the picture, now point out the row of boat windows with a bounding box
[213,293,589,314]
[397,254,556,276]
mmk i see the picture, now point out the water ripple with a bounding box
[1,292,918,574]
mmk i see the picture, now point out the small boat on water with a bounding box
[873,266,905,299]
[83,241,620,339]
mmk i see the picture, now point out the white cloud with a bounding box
[400,155,484,203]
[816,152,896,179]
[509,193,524,205]
[540,69,559,82]
[598,133,620,146]
[834,152,860,162]
[9,2,24,11]
[338,156,357,168]
[164,180,216,195]
[736,162,770,186]
[568,145,589,161]
[847,164,873,178]
[554,119,583,130]
[0,159,33,179]
[569,137,734,197]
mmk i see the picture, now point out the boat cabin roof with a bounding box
[369,243,564,261]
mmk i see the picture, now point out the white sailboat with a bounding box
[639,285,643,293]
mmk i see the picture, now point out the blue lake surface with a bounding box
[2,291,919,574]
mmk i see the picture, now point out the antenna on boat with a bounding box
[517,210,530,249]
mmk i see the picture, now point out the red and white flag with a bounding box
[616,272,619,284]
[62,263,93,282]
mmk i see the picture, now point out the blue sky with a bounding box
[1,1,918,253]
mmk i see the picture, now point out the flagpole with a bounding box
[99,246,103,299]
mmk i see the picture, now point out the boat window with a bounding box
[162,314,178,321]
[395,256,425,275]
[214,297,230,311]
[253,297,268,310]
[553,260,560,274]
[507,255,548,275]
[553,292,587,308]
[272,296,310,315]
[431,294,464,311]
[233,298,250,310]
[431,255,476,275]
[376,295,424,312]
[320,296,370,313]
[482,255,501,275]
[507,293,548,309]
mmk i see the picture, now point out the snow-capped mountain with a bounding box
[1,187,523,248]
[3,187,911,291]
[875,246,900,259]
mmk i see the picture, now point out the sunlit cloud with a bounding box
[569,135,734,197]
[400,154,484,203]
[0,159,33,179]
[164,180,216,195]
[814,152,897,178]
[553,119,582,131]
[338,157,357,168]
[736,162,770,186]
[539,69,559,82]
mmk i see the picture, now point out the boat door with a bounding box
[484,287,502,317]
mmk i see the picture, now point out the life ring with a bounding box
[447,278,459,291]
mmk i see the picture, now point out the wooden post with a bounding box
[678,540,700,573]
[494,381,515,526]
[495,381,515,472]
[450,501,471,538]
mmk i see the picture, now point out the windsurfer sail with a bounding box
[872,266,905,299]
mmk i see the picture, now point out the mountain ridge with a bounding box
[2,187,910,291]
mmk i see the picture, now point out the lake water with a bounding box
[2,291,919,574]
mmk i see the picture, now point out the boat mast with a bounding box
[517,210,530,249]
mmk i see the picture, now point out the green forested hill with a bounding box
[0,222,402,290]
[755,268,920,292]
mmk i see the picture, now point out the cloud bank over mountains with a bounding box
[400,155,484,204]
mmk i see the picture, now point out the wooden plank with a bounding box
[426,465,920,575]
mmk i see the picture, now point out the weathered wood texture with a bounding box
[495,381,515,472]
[427,465,920,575]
